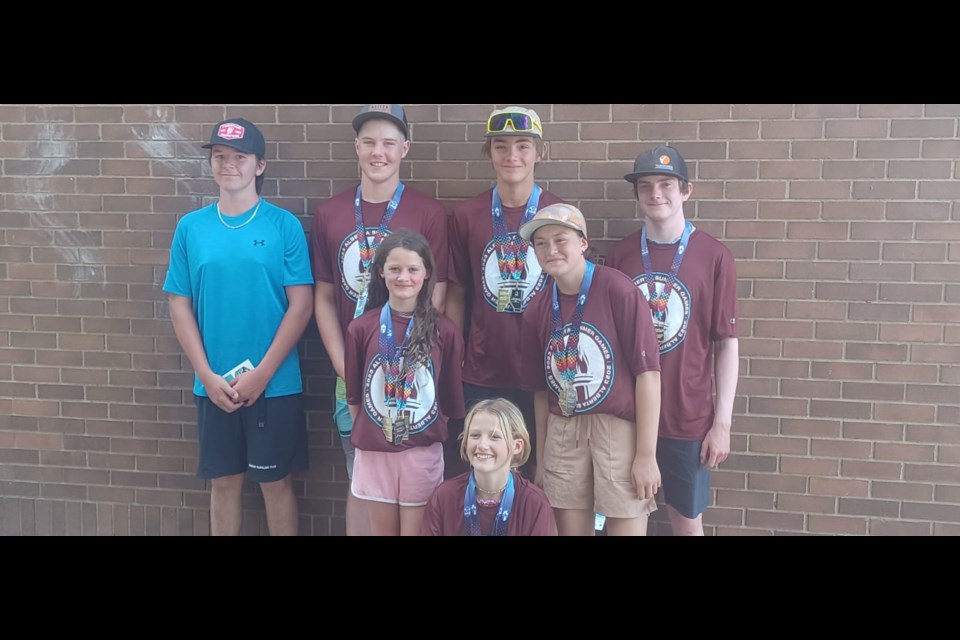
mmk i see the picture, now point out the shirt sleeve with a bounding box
[284,213,314,286]
[162,218,192,298]
[712,246,739,341]
[310,205,334,284]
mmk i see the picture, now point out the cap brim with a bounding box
[352,112,407,136]
[624,170,686,183]
[202,141,259,154]
[518,219,585,242]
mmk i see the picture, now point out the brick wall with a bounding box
[1,104,957,535]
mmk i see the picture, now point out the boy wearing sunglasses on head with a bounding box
[446,106,564,481]
[606,145,739,536]
[311,104,450,535]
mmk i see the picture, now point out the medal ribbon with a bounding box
[640,221,693,321]
[353,182,405,317]
[491,184,542,282]
[549,261,596,396]
[464,472,516,537]
[378,304,417,414]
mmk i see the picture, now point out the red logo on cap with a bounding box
[368,104,391,113]
[659,155,671,165]
[217,123,246,140]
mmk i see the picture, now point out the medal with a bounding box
[655,321,666,343]
[497,285,512,313]
[382,411,393,443]
[355,272,371,316]
[510,286,523,311]
[560,385,577,417]
[393,413,408,445]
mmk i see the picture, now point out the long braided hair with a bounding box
[365,229,439,367]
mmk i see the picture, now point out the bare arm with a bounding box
[168,294,240,412]
[231,284,314,406]
[432,282,447,315]
[445,282,466,333]
[314,281,346,380]
[701,337,739,468]
[348,404,359,422]
[632,370,661,500]
[533,390,549,487]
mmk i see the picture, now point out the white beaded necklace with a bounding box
[217,199,262,230]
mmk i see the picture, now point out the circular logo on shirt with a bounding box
[633,274,691,354]
[338,227,390,301]
[480,235,547,313]
[363,355,438,433]
[544,322,614,413]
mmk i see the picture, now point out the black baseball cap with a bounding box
[352,104,409,138]
[202,118,265,156]
[624,145,689,183]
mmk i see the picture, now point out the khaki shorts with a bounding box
[543,412,657,519]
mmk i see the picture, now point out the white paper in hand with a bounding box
[223,359,254,382]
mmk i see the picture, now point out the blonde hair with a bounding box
[459,398,531,469]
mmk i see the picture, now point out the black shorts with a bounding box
[195,394,308,483]
[657,437,711,519]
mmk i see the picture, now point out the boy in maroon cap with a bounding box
[607,145,739,536]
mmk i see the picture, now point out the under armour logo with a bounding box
[253,240,265,246]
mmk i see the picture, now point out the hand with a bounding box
[700,420,731,469]
[201,372,243,413]
[230,367,268,407]
[631,454,661,501]
[534,464,545,489]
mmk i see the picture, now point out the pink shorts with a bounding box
[351,443,444,507]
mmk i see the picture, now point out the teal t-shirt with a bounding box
[163,200,313,397]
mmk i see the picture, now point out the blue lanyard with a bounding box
[378,304,416,412]
[491,185,542,281]
[464,472,516,536]
[549,261,596,388]
[354,182,404,275]
[639,221,693,317]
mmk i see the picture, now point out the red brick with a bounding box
[780,456,839,476]
[782,379,841,399]
[821,201,885,221]
[745,510,805,531]
[808,514,867,535]
[746,472,806,494]
[825,119,889,138]
[922,140,960,158]
[782,340,843,359]
[906,424,960,444]
[760,119,823,139]
[870,520,932,536]
[902,502,960,523]
[809,476,869,497]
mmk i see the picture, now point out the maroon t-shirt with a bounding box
[311,184,449,338]
[419,471,556,536]
[448,187,564,388]
[521,264,660,423]
[606,227,738,440]
[345,308,465,453]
